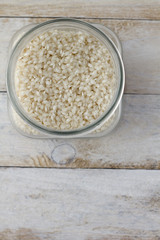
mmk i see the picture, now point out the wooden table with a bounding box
[0,0,160,239]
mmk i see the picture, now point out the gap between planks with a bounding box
[1,91,160,96]
[0,16,160,22]
[0,166,159,170]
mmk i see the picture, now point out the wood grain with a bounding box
[0,2,159,238]
[0,0,160,19]
[0,168,160,239]
[1,18,160,94]
[1,93,160,168]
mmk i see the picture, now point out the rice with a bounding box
[15,29,116,130]
[12,107,39,135]
[11,106,116,136]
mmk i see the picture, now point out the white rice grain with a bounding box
[15,30,116,130]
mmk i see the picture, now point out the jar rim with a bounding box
[7,18,125,137]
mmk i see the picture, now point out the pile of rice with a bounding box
[15,29,116,130]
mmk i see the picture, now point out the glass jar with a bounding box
[7,18,125,138]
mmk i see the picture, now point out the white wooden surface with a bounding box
[0,18,160,94]
[0,1,160,238]
[0,168,160,239]
[0,0,160,19]
[1,94,160,168]
[0,11,159,168]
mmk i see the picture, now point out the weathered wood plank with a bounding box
[0,0,160,19]
[0,93,160,168]
[1,18,160,94]
[0,168,160,239]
